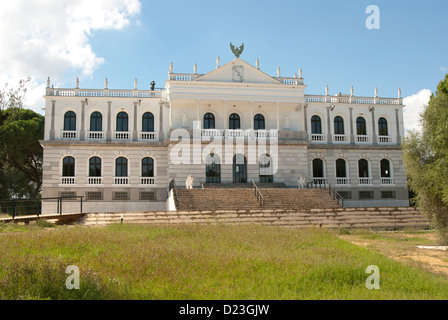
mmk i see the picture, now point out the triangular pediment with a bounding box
[194,58,282,84]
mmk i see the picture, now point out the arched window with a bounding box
[380,159,391,177]
[378,117,388,136]
[142,157,154,177]
[334,116,344,135]
[229,113,240,130]
[254,114,265,130]
[116,112,128,132]
[259,154,273,183]
[89,157,102,177]
[356,117,367,135]
[115,157,128,177]
[336,159,347,178]
[203,113,215,129]
[206,153,221,183]
[62,156,75,177]
[358,159,369,177]
[64,111,76,131]
[311,115,322,134]
[142,112,154,132]
[312,158,324,178]
[90,112,102,132]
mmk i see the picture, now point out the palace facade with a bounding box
[40,54,408,213]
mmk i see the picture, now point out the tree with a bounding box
[402,74,448,244]
[0,79,44,199]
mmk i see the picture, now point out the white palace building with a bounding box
[41,48,409,214]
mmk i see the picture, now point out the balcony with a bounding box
[380,177,395,185]
[88,177,103,185]
[199,129,278,139]
[139,132,158,141]
[335,178,350,185]
[358,178,372,185]
[140,177,156,185]
[61,130,78,140]
[332,134,349,143]
[61,177,75,184]
[355,135,372,144]
[378,136,393,144]
[87,131,105,140]
[114,177,129,185]
[310,134,327,143]
[114,131,130,140]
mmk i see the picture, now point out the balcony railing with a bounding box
[200,129,278,139]
[310,134,327,143]
[335,178,350,185]
[378,136,393,143]
[87,131,104,140]
[61,131,78,140]
[332,134,349,143]
[358,178,372,185]
[47,88,164,98]
[114,177,129,185]
[61,177,75,184]
[380,177,395,185]
[114,131,130,140]
[304,95,402,105]
[140,177,156,185]
[88,177,102,185]
[355,135,372,143]
[139,132,158,141]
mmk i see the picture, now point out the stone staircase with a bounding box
[176,185,341,211]
[81,207,430,230]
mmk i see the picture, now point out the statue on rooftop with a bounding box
[230,42,244,58]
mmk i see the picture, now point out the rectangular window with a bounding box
[359,191,374,199]
[381,191,396,199]
[86,192,103,200]
[338,191,352,199]
[113,192,129,201]
[59,191,76,198]
[140,191,156,201]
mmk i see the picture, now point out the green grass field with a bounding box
[1,222,448,300]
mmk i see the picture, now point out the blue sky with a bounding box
[1,0,447,129]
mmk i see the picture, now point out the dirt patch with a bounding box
[338,230,448,277]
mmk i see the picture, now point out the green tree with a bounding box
[402,74,448,244]
[0,79,44,199]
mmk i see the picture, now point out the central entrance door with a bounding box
[233,154,247,183]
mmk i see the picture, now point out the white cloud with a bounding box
[0,0,141,113]
[440,66,448,73]
[403,89,432,132]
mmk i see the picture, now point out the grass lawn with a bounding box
[1,222,448,300]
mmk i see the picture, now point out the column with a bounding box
[395,108,401,144]
[303,104,308,134]
[276,102,280,130]
[196,99,200,127]
[326,107,332,143]
[50,100,56,140]
[371,107,376,144]
[106,101,112,141]
[159,101,164,141]
[223,100,227,129]
[80,100,86,140]
[250,101,254,130]
[349,107,354,144]
[133,101,138,141]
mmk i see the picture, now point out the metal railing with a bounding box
[306,181,344,207]
[0,196,84,220]
[251,180,264,207]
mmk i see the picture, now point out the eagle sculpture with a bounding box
[230,42,244,58]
